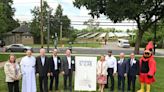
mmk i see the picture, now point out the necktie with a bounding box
[120,59,123,64]
[130,59,133,66]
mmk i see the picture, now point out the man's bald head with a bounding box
[40,48,46,56]
[120,52,125,59]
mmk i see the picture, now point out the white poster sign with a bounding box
[74,56,97,91]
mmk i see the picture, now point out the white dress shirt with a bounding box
[105,55,117,73]
[67,56,71,69]
[130,58,136,66]
[41,56,45,66]
[53,56,58,70]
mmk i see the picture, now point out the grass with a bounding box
[0,57,164,92]
[27,42,102,48]
[0,54,25,62]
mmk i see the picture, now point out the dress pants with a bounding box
[105,68,114,91]
[49,70,59,91]
[118,75,125,92]
[39,76,48,92]
[64,69,72,91]
[7,80,19,92]
[127,75,136,92]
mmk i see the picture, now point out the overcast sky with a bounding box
[13,0,137,31]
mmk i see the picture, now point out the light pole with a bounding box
[154,0,157,55]
[47,10,50,53]
[40,0,44,48]
[60,22,63,40]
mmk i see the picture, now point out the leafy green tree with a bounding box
[0,0,19,38]
[30,1,51,43]
[30,3,71,43]
[51,4,71,39]
[74,0,164,54]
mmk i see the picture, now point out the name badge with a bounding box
[72,60,75,64]
[133,60,136,64]
[58,60,60,63]
[118,60,121,64]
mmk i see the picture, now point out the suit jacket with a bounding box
[36,56,50,76]
[49,56,61,73]
[117,58,128,76]
[127,58,139,76]
[61,56,75,75]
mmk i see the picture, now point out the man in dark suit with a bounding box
[49,49,61,91]
[117,52,128,92]
[61,49,75,91]
[36,48,50,92]
[127,53,139,92]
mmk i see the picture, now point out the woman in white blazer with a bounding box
[97,55,108,92]
[4,54,21,92]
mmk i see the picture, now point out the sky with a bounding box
[13,0,137,31]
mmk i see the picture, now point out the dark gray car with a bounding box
[5,44,32,52]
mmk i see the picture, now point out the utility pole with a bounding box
[40,0,44,48]
[60,22,63,40]
[47,10,50,53]
[154,0,157,55]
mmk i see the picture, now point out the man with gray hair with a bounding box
[117,52,128,92]
[36,48,50,92]
[61,49,75,91]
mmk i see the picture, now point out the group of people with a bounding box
[4,48,75,92]
[4,46,155,92]
[97,50,139,92]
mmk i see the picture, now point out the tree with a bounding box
[0,0,19,38]
[74,0,164,54]
[30,3,71,43]
[83,19,100,30]
[30,1,51,43]
[51,4,71,39]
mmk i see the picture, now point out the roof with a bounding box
[98,33,106,38]
[5,25,32,36]
[108,32,115,37]
[12,25,30,33]
[22,32,33,36]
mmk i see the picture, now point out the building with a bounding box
[4,25,34,45]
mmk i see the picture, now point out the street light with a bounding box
[40,0,44,48]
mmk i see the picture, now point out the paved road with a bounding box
[0,42,164,56]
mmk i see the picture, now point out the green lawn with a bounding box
[27,43,101,48]
[0,57,164,92]
[0,54,25,62]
